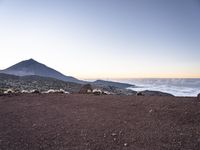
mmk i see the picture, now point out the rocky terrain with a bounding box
[0,71,139,96]
[0,73,175,96]
[0,73,82,93]
[0,94,199,150]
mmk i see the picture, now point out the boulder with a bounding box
[136,91,145,96]
[4,89,15,94]
[21,90,31,93]
[102,91,111,95]
[79,84,93,94]
[197,93,200,101]
[59,89,69,94]
[30,89,40,94]
[93,89,102,95]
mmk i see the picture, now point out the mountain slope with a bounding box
[0,73,82,93]
[0,59,85,84]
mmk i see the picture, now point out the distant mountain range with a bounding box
[0,58,134,89]
[93,80,133,89]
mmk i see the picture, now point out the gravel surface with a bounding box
[0,94,200,150]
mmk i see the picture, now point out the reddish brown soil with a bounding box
[0,94,200,150]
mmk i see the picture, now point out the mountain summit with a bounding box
[0,59,84,84]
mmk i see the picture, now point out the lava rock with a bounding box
[79,84,93,94]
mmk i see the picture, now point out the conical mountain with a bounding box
[0,59,84,84]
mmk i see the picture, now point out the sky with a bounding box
[0,0,200,79]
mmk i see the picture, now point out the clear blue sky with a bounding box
[0,0,200,79]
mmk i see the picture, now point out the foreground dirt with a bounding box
[0,94,200,150]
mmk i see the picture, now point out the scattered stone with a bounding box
[149,109,153,113]
[111,133,117,136]
[32,124,37,127]
[103,133,106,138]
[124,143,128,147]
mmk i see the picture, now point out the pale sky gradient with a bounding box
[0,0,200,79]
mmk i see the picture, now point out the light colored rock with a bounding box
[21,90,31,93]
[102,91,111,95]
[4,89,14,94]
[87,89,92,93]
[59,89,69,94]
[30,89,40,94]
[42,89,69,94]
[93,89,102,95]
[149,109,153,113]
[111,133,117,136]
[43,89,55,93]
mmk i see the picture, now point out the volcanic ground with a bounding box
[0,94,200,150]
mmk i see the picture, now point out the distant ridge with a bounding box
[0,59,85,84]
[93,80,134,89]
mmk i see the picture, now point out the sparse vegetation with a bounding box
[0,73,82,93]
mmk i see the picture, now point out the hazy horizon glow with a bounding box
[0,0,200,79]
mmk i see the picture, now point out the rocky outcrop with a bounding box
[4,89,15,94]
[197,93,200,101]
[93,80,134,89]
[92,85,137,96]
[79,84,93,94]
[136,90,174,97]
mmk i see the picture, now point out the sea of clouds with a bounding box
[120,78,200,97]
